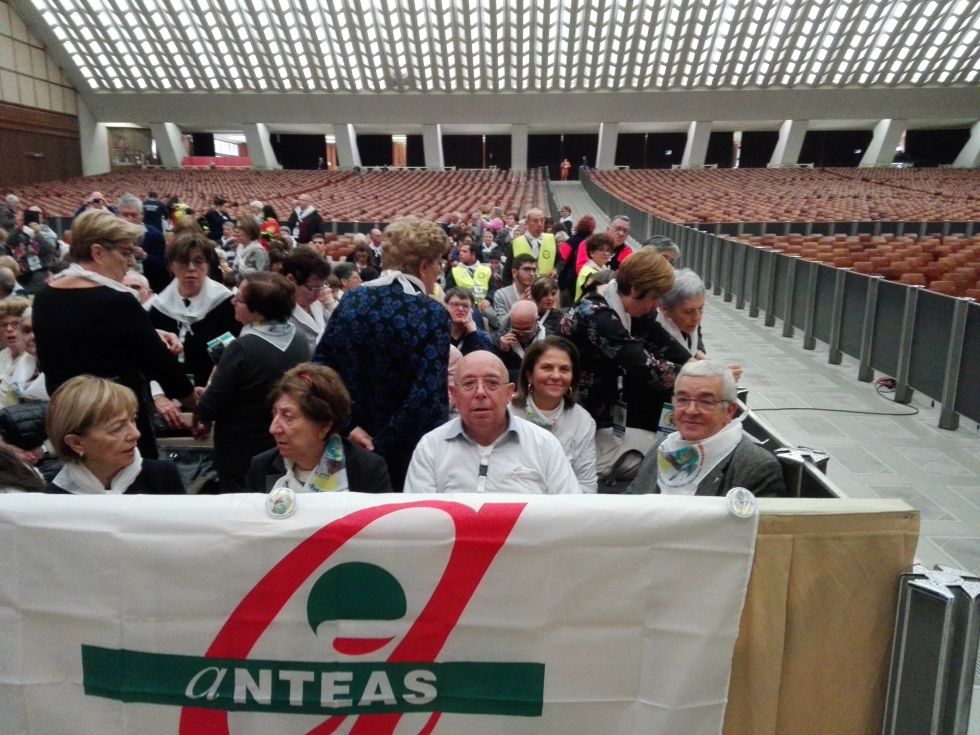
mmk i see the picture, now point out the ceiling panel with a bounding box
[28,0,980,93]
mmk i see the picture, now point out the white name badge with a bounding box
[658,403,677,435]
[612,400,627,438]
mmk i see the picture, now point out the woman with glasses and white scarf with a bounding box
[32,210,196,461]
[281,248,332,353]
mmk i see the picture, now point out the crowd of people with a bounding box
[0,187,787,499]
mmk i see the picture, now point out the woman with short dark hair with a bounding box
[510,337,596,493]
[245,363,392,493]
[234,216,268,271]
[149,231,240,390]
[282,249,332,352]
[575,233,614,303]
[195,271,310,492]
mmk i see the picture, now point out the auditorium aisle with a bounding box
[549,182,641,249]
[701,290,980,572]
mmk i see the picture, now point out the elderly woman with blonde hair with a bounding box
[315,216,451,491]
[43,376,184,494]
[32,210,197,460]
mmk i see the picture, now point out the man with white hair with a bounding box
[368,228,384,264]
[0,194,18,231]
[493,300,545,383]
[629,360,786,497]
[502,208,561,285]
[117,193,169,293]
[286,193,323,245]
[73,191,116,219]
[404,351,580,495]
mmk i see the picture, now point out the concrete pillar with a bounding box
[769,119,809,166]
[333,124,361,169]
[859,119,906,167]
[681,121,712,167]
[953,120,980,167]
[596,122,619,170]
[242,123,280,170]
[422,124,444,170]
[149,122,185,168]
[511,124,528,172]
[77,98,110,176]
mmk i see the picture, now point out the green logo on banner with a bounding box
[81,646,545,717]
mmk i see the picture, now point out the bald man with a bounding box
[493,300,547,382]
[404,352,580,494]
[502,208,563,286]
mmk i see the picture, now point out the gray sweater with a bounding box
[628,434,788,498]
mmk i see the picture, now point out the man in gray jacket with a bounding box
[629,360,787,498]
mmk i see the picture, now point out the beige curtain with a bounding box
[724,499,920,735]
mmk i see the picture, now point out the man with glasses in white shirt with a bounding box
[628,360,786,497]
[404,351,581,495]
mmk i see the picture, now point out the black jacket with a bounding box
[245,441,393,493]
[148,298,241,388]
[42,459,185,494]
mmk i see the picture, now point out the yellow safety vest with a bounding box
[512,234,557,275]
[575,264,599,303]
[451,264,492,299]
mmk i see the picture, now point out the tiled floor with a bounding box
[701,291,980,572]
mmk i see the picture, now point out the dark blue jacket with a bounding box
[140,225,170,294]
[315,282,451,491]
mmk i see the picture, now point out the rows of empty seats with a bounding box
[592,168,980,223]
[3,169,547,222]
[737,232,980,298]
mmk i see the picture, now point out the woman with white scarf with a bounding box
[5,308,47,402]
[245,364,391,493]
[509,336,597,493]
[148,231,240,427]
[32,210,196,461]
[43,376,184,495]
[656,269,742,382]
[233,216,269,272]
[195,271,311,492]
[281,248,331,353]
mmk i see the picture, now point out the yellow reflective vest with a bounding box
[451,264,492,299]
[512,233,557,275]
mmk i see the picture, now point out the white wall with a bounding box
[0,0,75,115]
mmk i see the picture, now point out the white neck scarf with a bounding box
[153,278,232,329]
[521,395,564,432]
[604,279,630,332]
[656,310,694,354]
[363,271,429,296]
[52,450,144,494]
[240,320,296,351]
[292,301,326,337]
[512,325,546,359]
[5,353,37,404]
[50,263,137,298]
[295,205,315,220]
[273,435,349,493]
[656,420,743,495]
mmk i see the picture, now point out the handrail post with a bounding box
[782,256,799,338]
[734,243,747,310]
[712,238,722,296]
[749,247,763,319]
[723,239,735,302]
[939,298,970,431]
[893,285,922,404]
[764,251,777,327]
[802,262,819,350]
[827,268,847,365]
[857,276,881,383]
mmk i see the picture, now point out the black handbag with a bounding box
[0,401,48,450]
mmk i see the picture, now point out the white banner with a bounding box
[0,493,757,735]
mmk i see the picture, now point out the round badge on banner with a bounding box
[726,486,758,518]
[266,487,297,519]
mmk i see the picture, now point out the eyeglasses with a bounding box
[20,326,32,335]
[511,327,536,336]
[113,245,135,259]
[457,377,504,393]
[610,225,630,234]
[517,266,537,274]
[175,257,208,269]
[673,396,729,411]
[233,295,246,305]
[447,302,472,311]
[301,283,324,293]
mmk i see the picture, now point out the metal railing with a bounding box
[580,167,980,432]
